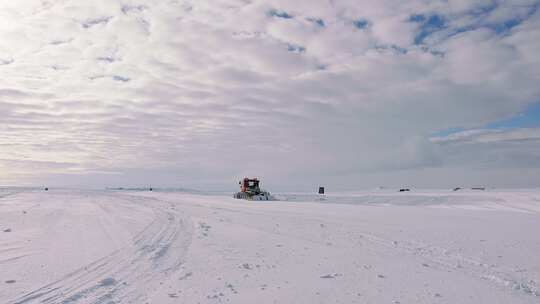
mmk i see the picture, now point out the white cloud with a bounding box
[1,0,539,189]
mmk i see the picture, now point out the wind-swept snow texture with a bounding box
[1,189,539,303]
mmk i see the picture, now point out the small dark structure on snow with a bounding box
[399,188,410,192]
[318,187,325,194]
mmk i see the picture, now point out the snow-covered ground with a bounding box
[1,189,539,303]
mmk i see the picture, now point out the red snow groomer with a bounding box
[234,177,273,201]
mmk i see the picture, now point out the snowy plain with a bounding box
[1,188,539,303]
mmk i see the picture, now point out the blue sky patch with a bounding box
[491,18,522,34]
[409,14,426,23]
[433,101,540,137]
[353,19,369,29]
[375,44,408,55]
[268,9,293,19]
[415,2,539,44]
[307,17,325,27]
[287,43,306,54]
[411,14,446,44]
[486,102,540,129]
[432,127,466,138]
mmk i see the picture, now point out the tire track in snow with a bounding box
[196,201,540,299]
[353,231,540,298]
[9,194,193,304]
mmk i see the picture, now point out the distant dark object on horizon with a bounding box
[44,187,48,191]
[399,188,410,192]
[453,187,462,191]
[472,187,485,191]
[318,187,325,195]
[149,187,153,191]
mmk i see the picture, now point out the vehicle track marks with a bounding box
[10,194,193,304]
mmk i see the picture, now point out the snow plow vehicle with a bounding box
[234,177,273,201]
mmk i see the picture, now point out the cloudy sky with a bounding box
[1,0,540,191]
